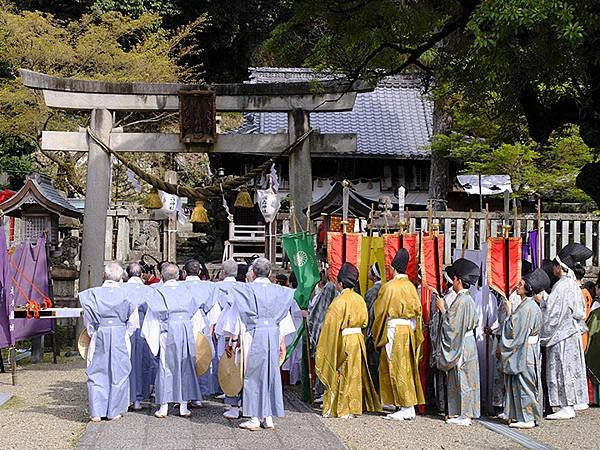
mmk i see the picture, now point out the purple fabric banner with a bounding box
[0,226,11,347]
[527,229,540,270]
[0,230,53,348]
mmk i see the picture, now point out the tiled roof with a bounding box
[32,174,82,217]
[233,68,433,159]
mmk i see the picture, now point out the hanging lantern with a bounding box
[190,200,209,223]
[144,188,163,209]
[234,186,254,208]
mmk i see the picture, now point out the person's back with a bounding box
[231,258,295,431]
[142,263,202,418]
[79,262,138,422]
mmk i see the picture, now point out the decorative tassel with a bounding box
[144,188,163,209]
[234,187,254,208]
[190,200,209,223]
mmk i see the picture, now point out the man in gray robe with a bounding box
[500,268,549,429]
[142,263,203,418]
[231,257,295,431]
[364,263,382,390]
[436,258,481,426]
[79,262,139,421]
[122,262,159,410]
[181,259,221,403]
[541,243,592,419]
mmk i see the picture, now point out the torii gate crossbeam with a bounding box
[20,69,372,289]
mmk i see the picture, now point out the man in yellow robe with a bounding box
[373,248,425,420]
[315,263,381,418]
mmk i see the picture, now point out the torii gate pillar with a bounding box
[79,109,112,290]
[288,110,311,226]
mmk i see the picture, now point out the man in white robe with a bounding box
[541,244,592,419]
[142,263,204,418]
[80,262,139,421]
[181,259,221,403]
[122,262,159,410]
[230,258,296,431]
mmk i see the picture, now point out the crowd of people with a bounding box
[79,241,600,431]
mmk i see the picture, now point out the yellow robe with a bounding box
[315,288,381,417]
[372,275,425,407]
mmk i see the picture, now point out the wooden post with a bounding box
[164,170,177,263]
[288,110,311,227]
[10,347,16,386]
[80,109,113,290]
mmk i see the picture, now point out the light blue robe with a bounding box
[232,279,295,418]
[80,281,138,418]
[182,277,221,396]
[500,297,543,423]
[438,289,481,418]
[142,280,202,404]
[122,278,159,403]
[215,277,243,405]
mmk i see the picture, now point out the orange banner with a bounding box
[419,286,431,414]
[383,233,419,283]
[327,232,362,282]
[487,237,522,297]
[420,234,445,295]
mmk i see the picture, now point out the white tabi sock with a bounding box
[180,403,190,416]
[133,400,141,410]
[156,404,168,416]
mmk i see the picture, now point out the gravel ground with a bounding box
[516,407,600,450]
[2,358,600,450]
[318,410,519,450]
[0,357,88,450]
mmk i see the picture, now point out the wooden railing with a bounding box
[383,211,600,266]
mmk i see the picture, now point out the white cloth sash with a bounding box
[528,335,539,344]
[341,327,362,336]
[385,318,416,359]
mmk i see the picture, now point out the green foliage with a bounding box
[0,7,201,193]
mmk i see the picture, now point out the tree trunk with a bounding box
[428,96,451,211]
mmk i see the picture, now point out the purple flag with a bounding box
[0,225,11,347]
[0,232,53,348]
[528,229,540,270]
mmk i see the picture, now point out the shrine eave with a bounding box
[0,177,82,219]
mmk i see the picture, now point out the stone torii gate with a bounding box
[20,70,370,289]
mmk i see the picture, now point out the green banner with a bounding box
[282,231,320,309]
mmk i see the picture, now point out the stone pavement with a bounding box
[76,392,346,450]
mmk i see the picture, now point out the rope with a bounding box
[86,127,315,201]
[11,277,40,319]
[8,257,52,307]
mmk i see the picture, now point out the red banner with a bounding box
[420,234,445,295]
[383,233,419,283]
[487,237,522,297]
[327,232,362,282]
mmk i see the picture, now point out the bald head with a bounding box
[161,263,180,282]
[104,261,124,282]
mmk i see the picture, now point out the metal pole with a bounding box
[478,173,483,212]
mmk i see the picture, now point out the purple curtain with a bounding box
[528,229,540,270]
[0,231,53,348]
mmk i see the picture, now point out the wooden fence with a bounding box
[383,211,600,267]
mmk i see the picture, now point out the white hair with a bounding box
[222,259,238,277]
[161,263,179,281]
[104,261,124,282]
[252,257,271,278]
